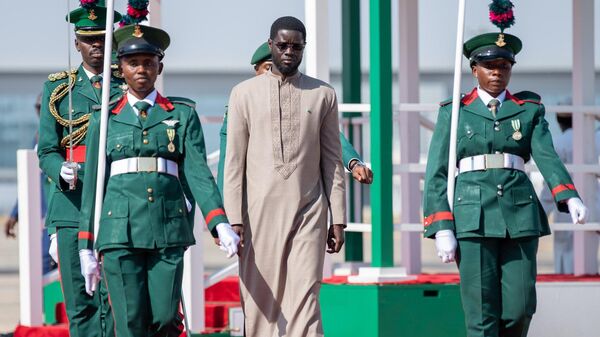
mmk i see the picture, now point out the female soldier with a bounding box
[77,24,240,337]
[423,32,588,337]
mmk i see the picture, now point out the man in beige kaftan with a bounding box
[223,17,347,337]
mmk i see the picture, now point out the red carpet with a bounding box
[322,273,600,285]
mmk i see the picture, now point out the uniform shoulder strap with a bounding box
[512,91,542,104]
[167,96,196,109]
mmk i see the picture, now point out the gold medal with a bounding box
[511,119,522,141]
[512,131,522,141]
[162,120,179,153]
[166,129,176,152]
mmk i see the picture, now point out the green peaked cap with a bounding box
[250,42,271,65]
[463,32,522,64]
[114,25,171,59]
[66,0,122,35]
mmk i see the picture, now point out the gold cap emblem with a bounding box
[88,9,97,21]
[495,33,506,47]
[132,25,144,38]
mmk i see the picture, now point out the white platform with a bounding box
[529,281,600,337]
[347,267,416,283]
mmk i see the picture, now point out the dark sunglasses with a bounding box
[273,42,306,52]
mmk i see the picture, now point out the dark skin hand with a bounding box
[4,217,17,238]
[327,225,345,253]
[75,34,106,75]
[349,160,373,184]
[472,59,512,97]
[268,29,305,80]
[119,53,163,99]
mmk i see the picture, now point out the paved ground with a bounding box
[0,215,589,334]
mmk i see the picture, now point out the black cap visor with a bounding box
[117,41,164,59]
[470,45,515,65]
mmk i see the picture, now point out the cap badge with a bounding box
[495,33,506,47]
[132,25,144,38]
[87,9,97,21]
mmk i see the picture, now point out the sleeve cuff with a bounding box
[423,211,455,238]
[204,208,228,231]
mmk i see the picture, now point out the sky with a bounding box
[0,0,598,73]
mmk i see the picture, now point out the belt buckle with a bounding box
[485,154,504,170]
[137,157,157,172]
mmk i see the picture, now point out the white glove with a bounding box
[567,197,588,225]
[60,162,80,184]
[48,234,58,264]
[79,249,101,296]
[435,229,457,263]
[216,223,240,258]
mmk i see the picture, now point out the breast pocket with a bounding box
[155,127,183,156]
[453,184,481,233]
[107,132,134,157]
[458,122,486,145]
[99,197,130,244]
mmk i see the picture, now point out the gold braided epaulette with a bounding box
[48,68,78,82]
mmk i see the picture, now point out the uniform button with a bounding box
[107,211,112,216]
[497,190,503,196]
[497,184,503,190]
[143,130,148,136]
[457,197,462,201]
[147,188,153,193]
[494,126,501,131]
[529,195,533,199]
[179,208,183,213]
[494,121,500,126]
[466,130,472,134]
[495,151,501,154]
[116,144,121,149]
[148,196,154,202]
[143,139,149,144]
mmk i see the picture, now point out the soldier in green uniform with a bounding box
[423,32,588,337]
[37,2,122,336]
[217,42,373,194]
[77,24,240,337]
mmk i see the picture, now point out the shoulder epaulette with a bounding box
[48,68,78,82]
[91,95,124,111]
[513,91,541,104]
[167,96,196,108]
[439,94,465,107]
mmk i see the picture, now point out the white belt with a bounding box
[110,157,179,178]
[458,153,525,173]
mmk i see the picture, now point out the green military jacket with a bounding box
[78,93,228,252]
[217,108,362,194]
[423,88,579,239]
[38,64,125,229]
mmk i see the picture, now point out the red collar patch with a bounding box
[505,91,525,105]
[111,92,175,114]
[461,88,479,105]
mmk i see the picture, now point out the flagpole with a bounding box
[447,0,467,210]
[93,0,116,248]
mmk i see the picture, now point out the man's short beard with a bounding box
[274,60,299,76]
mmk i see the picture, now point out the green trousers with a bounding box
[457,236,538,337]
[56,227,113,337]
[101,247,185,337]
